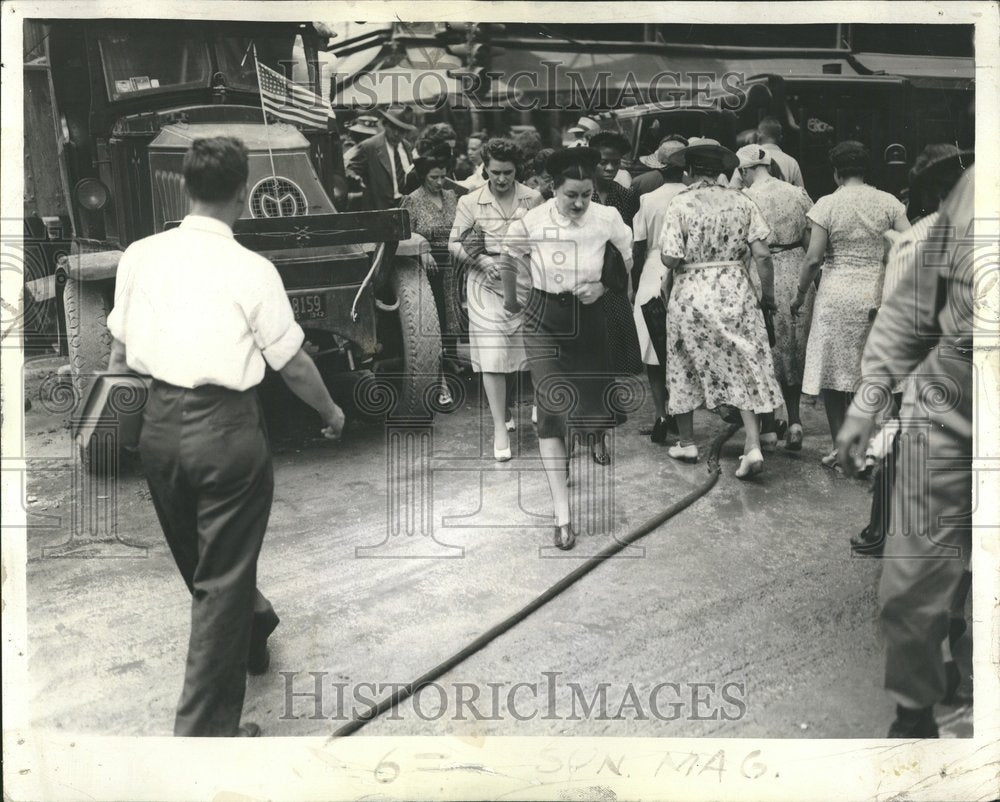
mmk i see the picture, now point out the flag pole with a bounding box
[251,43,279,184]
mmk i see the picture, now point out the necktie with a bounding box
[393,145,407,197]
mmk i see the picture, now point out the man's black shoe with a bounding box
[248,609,280,676]
[887,705,939,738]
[651,417,668,443]
[851,525,885,556]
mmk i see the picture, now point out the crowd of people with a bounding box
[103,101,976,738]
[344,107,972,549]
[342,109,977,740]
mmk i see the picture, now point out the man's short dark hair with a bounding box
[183,137,249,202]
[757,117,783,143]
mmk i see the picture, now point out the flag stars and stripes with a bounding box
[256,60,334,129]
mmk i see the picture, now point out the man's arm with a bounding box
[279,349,345,439]
[345,140,368,186]
[108,338,129,373]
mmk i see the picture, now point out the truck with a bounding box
[23,18,442,470]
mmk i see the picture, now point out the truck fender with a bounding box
[55,249,124,282]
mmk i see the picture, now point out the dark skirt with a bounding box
[522,289,620,439]
[601,290,643,375]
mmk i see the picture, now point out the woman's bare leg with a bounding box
[539,436,570,526]
[675,412,695,445]
[783,384,803,426]
[740,408,762,453]
[821,389,850,444]
[482,373,509,448]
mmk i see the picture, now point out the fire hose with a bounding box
[331,422,741,737]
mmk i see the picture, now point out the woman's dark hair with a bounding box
[546,147,600,188]
[512,129,543,162]
[533,148,555,176]
[418,122,457,147]
[413,140,453,179]
[481,137,524,178]
[589,130,632,157]
[829,140,870,180]
[183,137,249,202]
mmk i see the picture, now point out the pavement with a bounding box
[17,357,974,738]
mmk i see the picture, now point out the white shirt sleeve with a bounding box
[608,208,634,270]
[245,261,305,371]
[106,247,135,342]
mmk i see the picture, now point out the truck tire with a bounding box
[388,260,440,419]
[63,278,116,474]
[63,278,112,402]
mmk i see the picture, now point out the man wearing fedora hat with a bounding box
[345,104,418,209]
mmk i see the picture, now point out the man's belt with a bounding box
[771,242,804,253]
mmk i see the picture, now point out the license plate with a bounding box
[290,293,326,320]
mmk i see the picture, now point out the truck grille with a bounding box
[249,176,307,218]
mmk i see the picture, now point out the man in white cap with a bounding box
[730,116,805,189]
[565,115,600,147]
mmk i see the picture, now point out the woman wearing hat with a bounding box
[499,147,634,550]
[400,141,460,406]
[448,138,542,461]
[738,143,815,451]
[658,138,783,478]
[792,141,909,467]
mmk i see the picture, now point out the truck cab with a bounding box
[25,19,440,469]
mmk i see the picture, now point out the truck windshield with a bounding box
[215,35,301,93]
[99,31,212,101]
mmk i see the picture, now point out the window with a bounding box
[214,35,300,93]
[99,31,211,101]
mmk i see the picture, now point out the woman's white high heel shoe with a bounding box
[735,447,764,479]
[494,434,512,462]
[667,442,699,463]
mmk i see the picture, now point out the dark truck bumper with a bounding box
[269,245,378,363]
[227,210,410,369]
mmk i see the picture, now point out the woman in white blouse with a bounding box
[449,139,542,461]
[500,147,634,551]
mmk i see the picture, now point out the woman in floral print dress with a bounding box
[658,139,784,478]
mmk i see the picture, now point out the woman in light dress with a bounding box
[449,138,542,461]
[792,141,909,466]
[737,144,814,451]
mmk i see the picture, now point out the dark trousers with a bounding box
[139,380,278,736]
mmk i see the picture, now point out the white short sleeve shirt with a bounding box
[107,215,305,390]
[501,199,634,295]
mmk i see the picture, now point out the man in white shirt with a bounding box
[729,117,805,190]
[107,137,345,737]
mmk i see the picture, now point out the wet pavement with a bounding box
[17,358,973,738]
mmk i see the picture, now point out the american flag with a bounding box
[255,58,334,129]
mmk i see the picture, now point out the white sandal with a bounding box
[735,447,764,479]
[667,442,699,463]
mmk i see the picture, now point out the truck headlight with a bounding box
[74,178,109,211]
